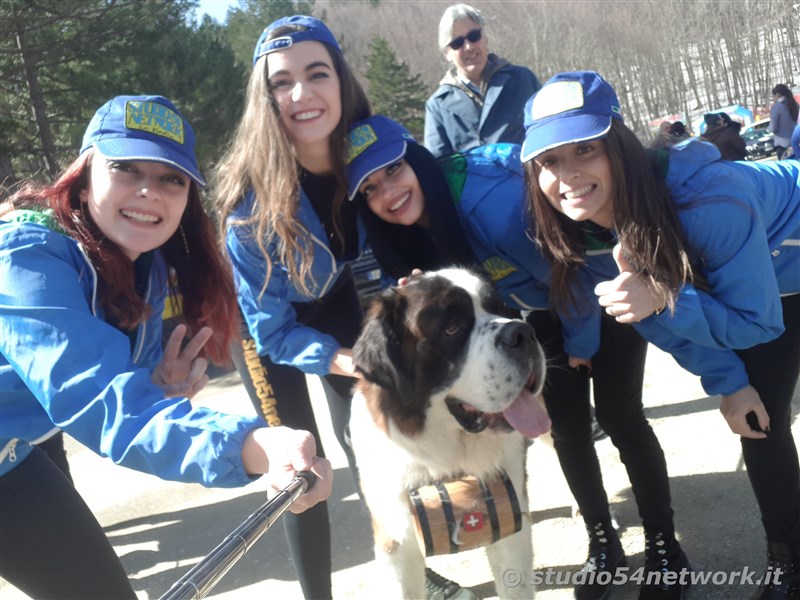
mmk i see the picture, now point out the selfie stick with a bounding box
[159,471,315,600]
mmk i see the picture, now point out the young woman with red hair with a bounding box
[0,94,332,599]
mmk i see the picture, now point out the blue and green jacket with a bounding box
[439,144,596,358]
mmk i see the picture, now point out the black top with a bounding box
[301,169,359,261]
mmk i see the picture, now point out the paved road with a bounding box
[2,343,798,600]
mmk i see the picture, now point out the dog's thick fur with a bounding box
[349,268,548,599]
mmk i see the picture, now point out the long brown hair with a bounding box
[214,24,371,297]
[525,120,704,315]
[4,151,239,365]
[772,83,799,123]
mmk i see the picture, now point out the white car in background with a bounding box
[741,119,775,161]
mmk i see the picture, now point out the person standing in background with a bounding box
[700,111,747,161]
[770,84,800,160]
[423,3,541,158]
[650,121,691,150]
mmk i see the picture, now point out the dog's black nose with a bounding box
[497,321,536,350]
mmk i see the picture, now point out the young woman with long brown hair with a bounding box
[523,71,800,600]
[214,15,372,600]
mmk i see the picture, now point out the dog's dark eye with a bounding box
[444,322,461,336]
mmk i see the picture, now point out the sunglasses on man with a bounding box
[448,28,482,50]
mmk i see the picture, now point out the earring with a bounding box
[179,224,191,257]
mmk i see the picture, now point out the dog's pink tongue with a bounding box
[503,388,551,438]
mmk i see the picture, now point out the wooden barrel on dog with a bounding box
[408,472,522,557]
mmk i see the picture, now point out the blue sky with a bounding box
[196,0,237,23]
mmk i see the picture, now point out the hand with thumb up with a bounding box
[594,245,669,323]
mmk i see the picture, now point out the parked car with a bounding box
[741,119,775,161]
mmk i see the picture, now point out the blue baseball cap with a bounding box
[520,71,624,162]
[80,95,205,187]
[345,115,416,200]
[253,15,340,65]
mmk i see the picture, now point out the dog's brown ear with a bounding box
[353,290,410,392]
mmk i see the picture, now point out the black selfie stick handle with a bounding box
[159,471,315,600]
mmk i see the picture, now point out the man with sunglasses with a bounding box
[424,3,542,158]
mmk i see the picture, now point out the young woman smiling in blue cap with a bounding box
[523,70,800,600]
[0,94,333,599]
[347,115,553,314]
[214,15,372,600]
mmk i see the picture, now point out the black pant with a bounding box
[232,268,363,600]
[738,293,800,544]
[0,447,136,599]
[36,431,74,484]
[527,311,676,532]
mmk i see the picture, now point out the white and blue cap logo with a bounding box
[521,71,623,162]
[345,115,416,201]
[253,15,341,65]
[80,95,205,187]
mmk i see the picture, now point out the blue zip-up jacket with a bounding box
[424,57,541,158]
[225,189,368,375]
[440,144,597,358]
[444,144,550,310]
[0,218,262,480]
[573,139,800,395]
[654,140,799,345]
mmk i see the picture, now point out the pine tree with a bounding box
[1,0,243,185]
[365,36,428,139]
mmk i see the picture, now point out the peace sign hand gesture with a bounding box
[152,324,213,399]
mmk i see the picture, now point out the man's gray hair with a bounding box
[437,3,485,51]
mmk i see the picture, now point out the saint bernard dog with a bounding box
[349,268,550,599]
